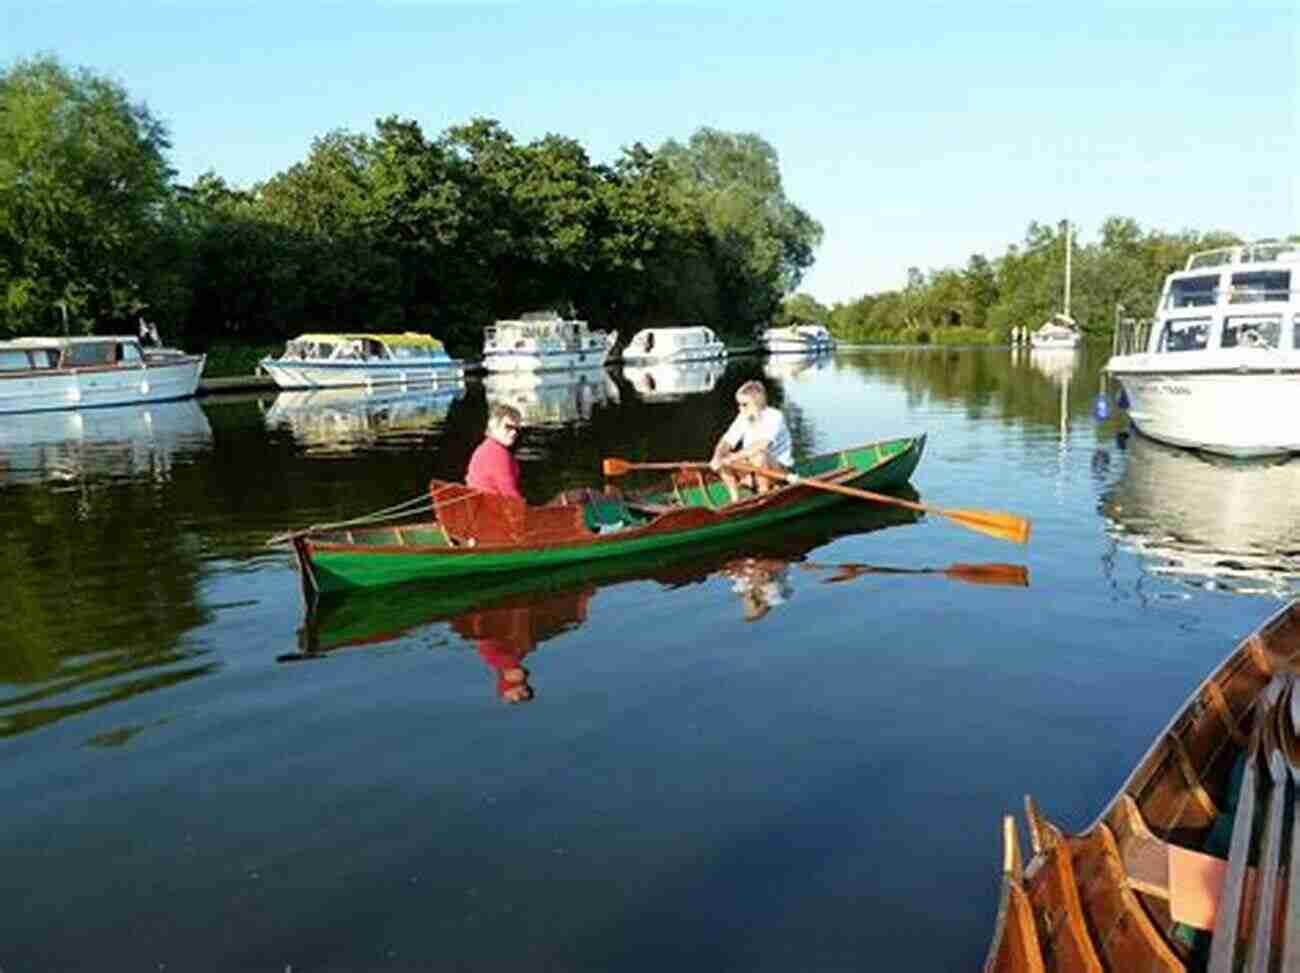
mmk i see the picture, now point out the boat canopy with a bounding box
[292,332,445,350]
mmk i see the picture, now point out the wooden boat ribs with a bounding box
[983,601,1300,972]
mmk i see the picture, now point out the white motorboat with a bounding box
[1101,431,1300,598]
[259,333,464,389]
[0,335,206,414]
[621,325,726,364]
[623,360,723,401]
[263,384,464,456]
[482,311,617,372]
[761,324,835,354]
[1028,220,1082,349]
[1104,239,1300,456]
[482,366,619,426]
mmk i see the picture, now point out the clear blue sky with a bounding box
[6,0,1296,303]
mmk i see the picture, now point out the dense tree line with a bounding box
[782,222,1296,345]
[0,56,821,355]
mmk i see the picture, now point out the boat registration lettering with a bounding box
[1155,383,1191,395]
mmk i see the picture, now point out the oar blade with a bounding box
[944,509,1032,545]
[944,563,1030,587]
[602,457,634,477]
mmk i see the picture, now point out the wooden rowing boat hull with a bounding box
[292,435,925,595]
[983,601,1300,972]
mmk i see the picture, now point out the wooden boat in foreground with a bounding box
[275,435,925,597]
[983,600,1300,972]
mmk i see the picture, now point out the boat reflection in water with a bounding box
[763,349,833,382]
[262,383,464,456]
[1026,346,1080,385]
[0,398,213,486]
[1101,432,1300,597]
[292,498,1026,702]
[622,360,723,402]
[481,367,619,427]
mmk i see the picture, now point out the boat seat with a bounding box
[430,480,591,546]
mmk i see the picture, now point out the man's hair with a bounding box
[487,402,523,426]
[735,380,768,406]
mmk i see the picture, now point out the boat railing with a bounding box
[1111,317,1152,357]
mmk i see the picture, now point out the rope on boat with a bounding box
[265,483,476,546]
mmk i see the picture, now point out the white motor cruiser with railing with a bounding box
[0,335,206,414]
[482,310,617,372]
[1104,239,1300,456]
[259,333,465,389]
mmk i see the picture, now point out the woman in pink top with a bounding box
[466,403,524,498]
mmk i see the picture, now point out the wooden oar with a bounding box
[724,460,1032,545]
[800,561,1029,588]
[602,458,710,476]
[601,455,1031,545]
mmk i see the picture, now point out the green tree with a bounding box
[0,55,176,335]
[657,128,822,328]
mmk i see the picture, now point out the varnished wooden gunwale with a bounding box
[982,600,1300,973]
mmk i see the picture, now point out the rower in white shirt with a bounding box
[710,379,793,501]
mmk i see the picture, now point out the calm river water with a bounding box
[3,346,1297,971]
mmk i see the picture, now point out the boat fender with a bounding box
[1093,393,1109,420]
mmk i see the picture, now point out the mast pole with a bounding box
[1063,220,1072,319]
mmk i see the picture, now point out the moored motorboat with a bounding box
[482,310,617,372]
[761,324,835,354]
[259,332,464,389]
[983,600,1300,972]
[1104,240,1300,456]
[0,335,206,414]
[274,435,926,596]
[621,325,726,364]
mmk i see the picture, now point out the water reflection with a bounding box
[262,383,464,455]
[0,399,212,486]
[1101,433,1300,597]
[293,502,928,699]
[764,350,833,382]
[1022,345,1081,385]
[622,360,724,402]
[481,367,620,427]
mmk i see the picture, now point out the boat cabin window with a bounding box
[117,342,143,364]
[1221,314,1281,349]
[0,349,33,372]
[390,345,425,360]
[1156,317,1210,352]
[28,349,59,369]
[1166,276,1219,309]
[64,341,115,366]
[1229,270,1289,304]
[315,342,336,359]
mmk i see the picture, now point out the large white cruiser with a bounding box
[1104,239,1300,456]
[259,332,464,389]
[0,335,206,414]
[482,310,617,372]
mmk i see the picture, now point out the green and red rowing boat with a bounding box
[277,434,925,596]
